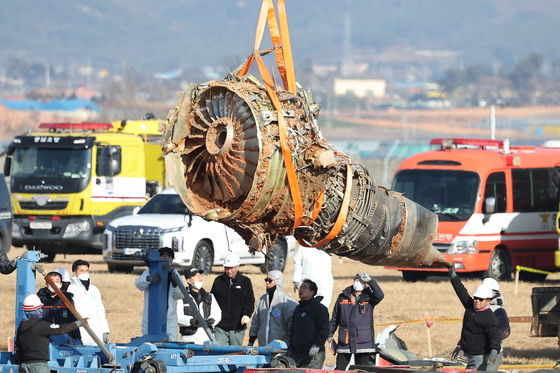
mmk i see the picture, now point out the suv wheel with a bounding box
[193,241,214,274]
[107,263,134,274]
[260,238,288,273]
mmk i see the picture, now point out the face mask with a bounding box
[48,283,61,293]
[353,280,365,292]
[193,281,204,290]
[77,273,90,281]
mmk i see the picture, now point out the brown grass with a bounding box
[0,246,558,369]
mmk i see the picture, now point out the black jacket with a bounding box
[289,296,330,353]
[211,273,255,331]
[451,276,501,355]
[15,317,78,363]
[37,287,80,339]
[0,251,16,275]
[329,279,384,352]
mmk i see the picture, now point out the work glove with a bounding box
[103,333,110,344]
[146,273,161,284]
[451,345,462,360]
[486,349,498,366]
[308,344,320,357]
[241,315,251,326]
[204,318,215,327]
[358,271,371,283]
[189,318,201,327]
[293,282,301,293]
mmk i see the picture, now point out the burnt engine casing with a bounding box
[162,74,447,267]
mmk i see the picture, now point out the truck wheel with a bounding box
[193,241,213,274]
[260,238,288,273]
[485,248,511,280]
[402,271,427,282]
[107,263,134,274]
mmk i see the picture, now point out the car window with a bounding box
[138,193,189,215]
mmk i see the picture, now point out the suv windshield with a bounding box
[392,169,480,221]
[139,193,189,215]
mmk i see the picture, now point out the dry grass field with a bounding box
[1,246,559,369]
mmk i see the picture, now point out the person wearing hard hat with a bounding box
[136,247,184,341]
[36,271,80,340]
[449,267,501,371]
[211,252,255,345]
[67,259,110,346]
[15,294,83,373]
[177,267,222,344]
[248,270,297,347]
[451,277,511,369]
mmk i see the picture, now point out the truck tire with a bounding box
[402,271,427,282]
[260,238,288,273]
[192,241,213,274]
[107,263,134,274]
[485,248,511,280]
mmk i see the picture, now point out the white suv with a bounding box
[102,188,288,274]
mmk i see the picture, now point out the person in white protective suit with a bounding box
[292,245,334,308]
[67,259,110,346]
[177,267,222,344]
[135,247,183,341]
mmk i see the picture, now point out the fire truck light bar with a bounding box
[431,138,504,149]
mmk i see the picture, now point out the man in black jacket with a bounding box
[288,279,330,369]
[210,252,255,345]
[0,251,17,275]
[36,271,81,340]
[328,271,384,370]
[450,267,501,370]
[16,294,83,373]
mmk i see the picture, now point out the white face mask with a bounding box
[353,280,365,292]
[193,281,204,290]
[48,283,61,293]
[77,273,90,281]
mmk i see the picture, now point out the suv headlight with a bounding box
[447,240,477,254]
[162,226,183,233]
[63,221,92,238]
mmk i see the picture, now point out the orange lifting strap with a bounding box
[238,0,353,246]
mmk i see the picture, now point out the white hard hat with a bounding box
[55,267,71,283]
[22,294,43,311]
[473,284,493,299]
[223,252,240,267]
[482,277,500,292]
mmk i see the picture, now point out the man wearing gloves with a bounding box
[328,272,384,370]
[452,277,510,370]
[288,279,330,369]
[136,247,183,341]
[68,259,110,346]
[249,270,297,346]
[293,246,333,308]
[211,252,255,345]
[177,267,221,344]
[450,267,501,370]
[16,294,83,373]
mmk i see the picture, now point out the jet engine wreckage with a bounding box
[162,0,450,268]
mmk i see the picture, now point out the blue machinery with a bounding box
[0,250,287,372]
